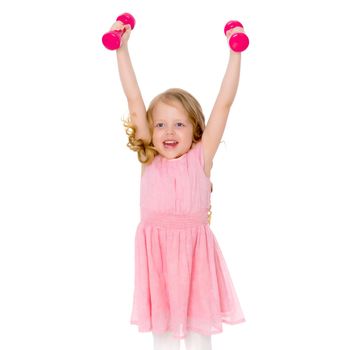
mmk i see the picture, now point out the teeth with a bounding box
[164,141,177,144]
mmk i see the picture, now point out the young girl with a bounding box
[111,18,246,350]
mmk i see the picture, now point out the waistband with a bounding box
[140,209,209,229]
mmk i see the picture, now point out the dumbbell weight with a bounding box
[102,13,136,50]
[224,20,249,52]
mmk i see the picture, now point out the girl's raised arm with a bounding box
[202,27,244,175]
[114,22,151,143]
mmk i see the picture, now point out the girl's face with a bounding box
[151,100,194,159]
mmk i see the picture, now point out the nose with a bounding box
[165,126,175,135]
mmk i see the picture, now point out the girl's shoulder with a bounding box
[140,154,159,176]
[195,140,212,178]
[141,163,148,177]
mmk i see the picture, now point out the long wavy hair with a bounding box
[123,88,206,164]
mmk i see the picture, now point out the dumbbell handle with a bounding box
[224,20,249,53]
[102,13,136,50]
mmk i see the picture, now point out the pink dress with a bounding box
[130,141,245,339]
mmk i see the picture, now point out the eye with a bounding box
[176,122,185,127]
[155,122,164,128]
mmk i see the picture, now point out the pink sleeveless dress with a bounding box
[130,141,245,339]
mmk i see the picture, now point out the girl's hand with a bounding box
[225,26,245,39]
[109,21,132,48]
[225,26,246,54]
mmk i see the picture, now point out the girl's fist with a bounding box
[109,22,132,47]
[225,26,245,39]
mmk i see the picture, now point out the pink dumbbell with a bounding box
[102,13,136,50]
[224,20,249,52]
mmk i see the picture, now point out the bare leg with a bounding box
[184,331,212,350]
[153,331,180,350]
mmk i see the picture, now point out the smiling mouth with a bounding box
[163,140,178,149]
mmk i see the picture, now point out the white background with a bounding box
[1,0,349,349]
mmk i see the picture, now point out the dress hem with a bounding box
[130,317,246,339]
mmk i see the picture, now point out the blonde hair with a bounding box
[123,88,206,164]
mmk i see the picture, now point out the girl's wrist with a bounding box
[116,44,129,55]
[229,49,241,56]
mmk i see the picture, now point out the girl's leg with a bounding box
[184,331,212,350]
[152,331,180,350]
